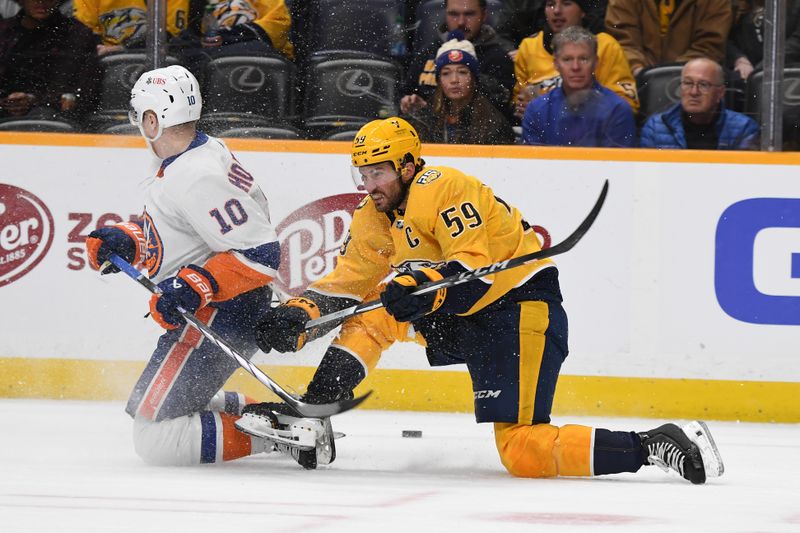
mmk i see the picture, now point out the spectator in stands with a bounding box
[513,0,637,120]
[521,26,635,146]
[400,0,514,119]
[74,0,294,60]
[176,0,294,81]
[605,0,731,76]
[727,0,800,80]
[1,0,69,19]
[640,58,758,149]
[0,0,100,121]
[495,0,608,59]
[404,36,515,144]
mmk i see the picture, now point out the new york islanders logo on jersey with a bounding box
[142,210,164,278]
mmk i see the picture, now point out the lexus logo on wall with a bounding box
[335,69,395,107]
[122,64,146,89]
[336,69,374,97]
[229,66,266,93]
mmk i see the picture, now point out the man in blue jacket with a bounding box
[640,58,759,150]
[521,26,636,147]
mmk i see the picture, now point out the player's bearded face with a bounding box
[354,162,406,213]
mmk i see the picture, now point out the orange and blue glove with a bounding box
[85,222,145,274]
[254,297,320,353]
[381,268,446,322]
[149,265,218,329]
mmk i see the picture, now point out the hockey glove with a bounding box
[85,222,145,274]
[254,297,320,353]
[381,268,446,322]
[149,265,218,329]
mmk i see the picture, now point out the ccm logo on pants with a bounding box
[715,197,800,325]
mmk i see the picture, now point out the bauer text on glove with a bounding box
[149,265,218,329]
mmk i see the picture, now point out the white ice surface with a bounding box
[1,400,798,533]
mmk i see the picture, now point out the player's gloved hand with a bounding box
[381,268,446,322]
[85,222,145,274]
[149,265,218,329]
[254,297,320,353]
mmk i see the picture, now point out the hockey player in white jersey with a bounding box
[86,65,327,468]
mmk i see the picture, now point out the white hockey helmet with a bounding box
[129,65,202,142]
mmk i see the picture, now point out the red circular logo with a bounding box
[275,193,365,295]
[447,50,464,62]
[0,184,55,288]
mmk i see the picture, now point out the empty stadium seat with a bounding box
[102,122,140,135]
[324,126,365,141]
[216,125,303,139]
[744,68,800,149]
[198,112,286,136]
[202,56,297,121]
[302,55,401,137]
[743,68,800,116]
[98,54,179,115]
[305,0,406,58]
[0,119,76,132]
[637,65,683,119]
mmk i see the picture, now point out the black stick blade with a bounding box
[286,390,373,418]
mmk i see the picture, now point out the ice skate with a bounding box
[639,420,723,484]
[235,402,339,470]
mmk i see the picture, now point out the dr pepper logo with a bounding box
[0,184,55,287]
[275,194,364,294]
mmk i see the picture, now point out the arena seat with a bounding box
[302,54,401,137]
[202,55,297,122]
[637,65,683,119]
[305,0,406,58]
[216,125,303,139]
[0,119,76,132]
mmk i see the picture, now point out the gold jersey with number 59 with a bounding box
[309,165,554,316]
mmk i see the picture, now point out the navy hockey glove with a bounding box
[85,223,145,274]
[254,297,320,353]
[381,268,447,322]
[149,265,218,330]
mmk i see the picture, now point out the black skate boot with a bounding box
[639,423,707,484]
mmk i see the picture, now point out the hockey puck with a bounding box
[402,430,422,438]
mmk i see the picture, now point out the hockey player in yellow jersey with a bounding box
[244,117,724,483]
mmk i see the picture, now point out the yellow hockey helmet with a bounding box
[351,117,422,170]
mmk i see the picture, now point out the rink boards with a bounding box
[1,132,799,422]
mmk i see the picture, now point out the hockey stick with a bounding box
[305,179,609,330]
[104,254,371,419]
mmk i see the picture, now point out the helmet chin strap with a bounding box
[137,121,165,158]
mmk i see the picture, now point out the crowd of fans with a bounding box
[0,0,797,149]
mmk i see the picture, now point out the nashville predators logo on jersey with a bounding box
[142,210,164,278]
[99,8,147,45]
[416,169,442,185]
[211,0,257,29]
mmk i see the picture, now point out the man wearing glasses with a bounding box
[640,58,759,150]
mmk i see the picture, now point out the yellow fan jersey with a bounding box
[514,31,639,113]
[74,0,294,58]
[309,165,554,316]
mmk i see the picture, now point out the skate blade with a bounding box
[683,420,724,478]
